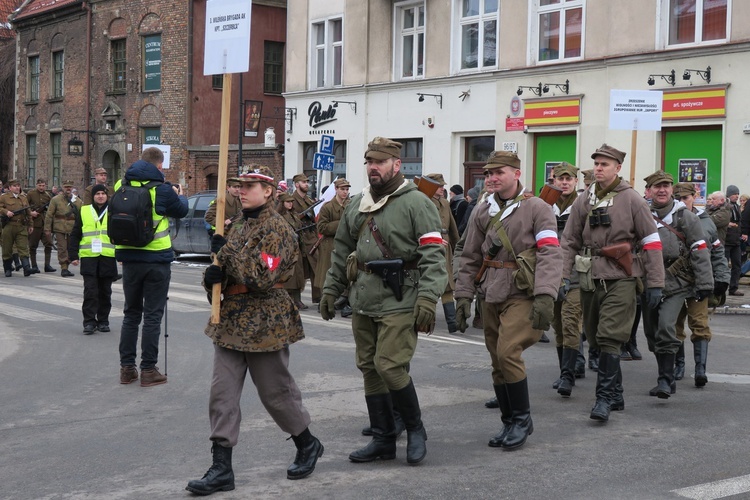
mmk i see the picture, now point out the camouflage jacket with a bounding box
[204,204,304,352]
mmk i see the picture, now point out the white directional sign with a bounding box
[609,89,663,131]
[313,153,335,171]
[204,0,252,75]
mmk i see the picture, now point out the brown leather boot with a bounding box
[140,367,167,387]
[120,366,138,384]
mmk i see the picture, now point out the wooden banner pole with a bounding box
[629,129,638,187]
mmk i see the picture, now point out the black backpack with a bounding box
[108,180,162,247]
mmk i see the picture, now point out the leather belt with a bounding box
[482,259,518,270]
[223,283,284,296]
[55,215,75,220]
[357,260,419,273]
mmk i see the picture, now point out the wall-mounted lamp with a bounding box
[683,66,711,84]
[332,100,357,114]
[542,79,570,94]
[417,93,443,109]
[647,70,676,86]
[516,83,543,96]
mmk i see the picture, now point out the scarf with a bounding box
[555,191,577,214]
[370,172,405,203]
[595,176,621,200]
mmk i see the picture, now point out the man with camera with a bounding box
[560,144,664,422]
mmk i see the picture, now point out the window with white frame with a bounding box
[311,17,343,89]
[395,2,425,79]
[535,0,583,63]
[457,0,498,71]
[665,0,728,46]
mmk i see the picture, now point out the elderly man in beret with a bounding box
[561,145,665,421]
[321,136,447,465]
[666,182,727,389]
[455,150,562,450]
[291,173,320,307]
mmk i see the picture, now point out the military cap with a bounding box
[591,144,626,164]
[7,179,20,186]
[62,180,75,187]
[364,137,403,160]
[643,171,674,188]
[581,169,594,184]
[94,167,107,175]
[483,151,521,173]
[292,173,309,183]
[673,182,697,198]
[236,165,275,185]
[425,173,447,186]
[278,193,295,202]
[334,178,351,188]
[553,161,579,178]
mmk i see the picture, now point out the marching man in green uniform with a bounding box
[0,179,33,277]
[315,178,352,316]
[320,137,447,465]
[455,151,562,450]
[26,178,55,273]
[44,180,82,277]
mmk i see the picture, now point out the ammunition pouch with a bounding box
[666,254,695,285]
[346,251,359,282]
[364,258,405,301]
[575,253,595,292]
[512,248,537,297]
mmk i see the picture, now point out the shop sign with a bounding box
[662,87,726,120]
[524,97,581,126]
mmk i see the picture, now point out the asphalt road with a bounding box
[2,258,750,500]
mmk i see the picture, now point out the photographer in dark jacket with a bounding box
[116,147,189,387]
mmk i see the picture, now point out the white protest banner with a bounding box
[609,89,663,131]
[204,0,252,75]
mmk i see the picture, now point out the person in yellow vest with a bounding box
[70,185,118,335]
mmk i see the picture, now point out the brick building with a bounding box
[10,0,286,194]
[0,0,23,183]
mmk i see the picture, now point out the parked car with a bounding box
[169,191,216,256]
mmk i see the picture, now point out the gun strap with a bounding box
[368,217,395,259]
[487,193,525,263]
[652,214,687,244]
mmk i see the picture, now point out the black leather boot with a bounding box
[552,346,563,389]
[557,348,578,397]
[288,428,324,480]
[185,443,235,495]
[21,257,33,277]
[488,384,512,447]
[12,253,22,271]
[3,259,12,277]
[391,379,427,464]
[29,254,40,274]
[610,364,625,411]
[361,396,404,437]
[653,352,677,399]
[500,378,533,450]
[588,347,600,371]
[349,394,397,462]
[674,342,685,380]
[590,352,620,422]
[694,339,709,387]
[484,396,499,409]
[44,248,56,272]
[443,302,458,333]
[575,345,586,379]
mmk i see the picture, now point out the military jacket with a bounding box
[456,187,562,303]
[204,194,242,232]
[279,209,306,290]
[323,180,447,316]
[314,196,349,289]
[82,184,115,205]
[554,194,579,286]
[561,179,665,287]
[652,200,713,294]
[44,193,82,233]
[205,204,304,352]
[26,189,52,228]
[694,208,730,286]
[0,192,31,227]
[291,191,318,250]
[431,196,459,292]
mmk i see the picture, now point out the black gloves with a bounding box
[713,281,729,297]
[210,234,227,255]
[557,278,571,302]
[645,288,663,309]
[204,265,225,286]
[695,289,713,302]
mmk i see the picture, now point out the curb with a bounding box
[711,306,750,315]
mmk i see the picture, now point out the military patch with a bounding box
[262,252,281,271]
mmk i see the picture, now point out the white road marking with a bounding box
[672,473,750,499]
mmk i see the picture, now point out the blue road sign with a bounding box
[313,152,335,171]
[320,135,334,155]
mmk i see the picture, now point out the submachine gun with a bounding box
[364,259,405,301]
[0,206,32,225]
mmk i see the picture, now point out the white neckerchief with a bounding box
[358,179,410,213]
[652,200,686,227]
[488,191,523,221]
[553,204,573,217]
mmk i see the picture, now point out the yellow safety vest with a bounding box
[79,205,115,258]
[113,179,171,252]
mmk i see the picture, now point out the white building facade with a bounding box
[284,0,750,200]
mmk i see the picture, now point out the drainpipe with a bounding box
[82,0,92,184]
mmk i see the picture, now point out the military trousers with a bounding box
[642,288,688,355]
[580,278,637,355]
[552,287,583,349]
[675,296,712,343]
[1,223,29,260]
[28,226,53,258]
[482,297,539,385]
[352,311,417,395]
[209,345,311,448]
[53,232,71,268]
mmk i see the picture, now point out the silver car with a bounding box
[169,191,216,256]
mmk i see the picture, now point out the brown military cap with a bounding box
[292,173,308,183]
[425,173,447,186]
[591,144,626,164]
[553,162,579,178]
[94,167,107,175]
[364,137,403,160]
[643,171,674,188]
[581,169,594,183]
[673,182,697,198]
[236,165,275,185]
[62,180,75,187]
[483,151,521,173]
[334,178,351,188]
[278,193,295,202]
[7,179,20,186]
